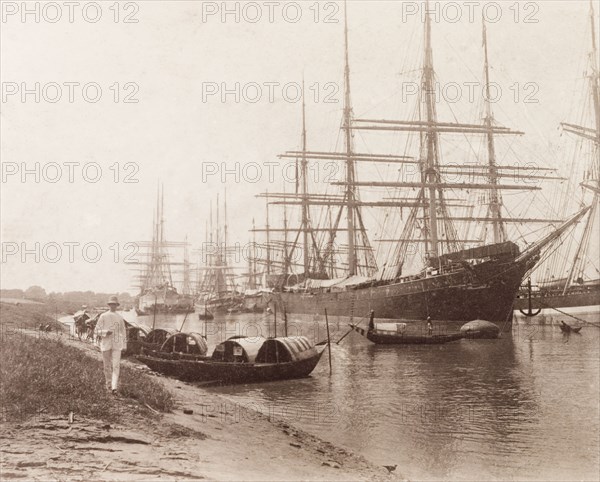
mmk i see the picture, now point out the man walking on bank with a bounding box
[96,296,127,395]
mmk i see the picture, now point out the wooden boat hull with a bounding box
[366,332,463,344]
[278,256,535,325]
[136,349,325,384]
[349,324,464,345]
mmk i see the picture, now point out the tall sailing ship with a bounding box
[514,2,600,324]
[240,218,269,313]
[254,1,589,326]
[196,193,243,313]
[132,187,194,314]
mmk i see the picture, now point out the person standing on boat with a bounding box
[427,317,433,336]
[96,296,127,395]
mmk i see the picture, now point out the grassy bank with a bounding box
[0,304,399,481]
[0,302,65,332]
[0,304,174,422]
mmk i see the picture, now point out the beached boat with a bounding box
[136,336,325,384]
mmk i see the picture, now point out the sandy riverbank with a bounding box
[0,314,404,481]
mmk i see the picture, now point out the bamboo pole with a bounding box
[178,308,191,332]
[152,293,157,330]
[325,309,332,375]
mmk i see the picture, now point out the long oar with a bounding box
[539,300,600,327]
[336,314,366,344]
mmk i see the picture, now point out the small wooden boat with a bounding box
[136,336,325,384]
[559,320,582,333]
[349,312,463,345]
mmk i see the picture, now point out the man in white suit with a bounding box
[96,296,127,395]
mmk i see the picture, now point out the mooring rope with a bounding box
[535,299,600,327]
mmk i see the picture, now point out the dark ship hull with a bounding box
[277,251,537,325]
[513,284,600,324]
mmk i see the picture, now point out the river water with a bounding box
[116,311,599,481]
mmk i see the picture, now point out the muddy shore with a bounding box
[0,326,404,481]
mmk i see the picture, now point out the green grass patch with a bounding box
[0,302,65,332]
[1,306,174,422]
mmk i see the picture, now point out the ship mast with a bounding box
[265,191,271,276]
[130,186,188,295]
[562,0,600,292]
[216,193,220,247]
[591,0,600,139]
[152,185,160,287]
[283,185,290,280]
[342,0,358,275]
[252,0,379,281]
[301,80,310,275]
[215,192,223,294]
[224,188,228,256]
[224,189,230,292]
[344,3,560,276]
[183,234,191,295]
[422,0,441,261]
[482,16,506,244]
[251,1,560,285]
[251,218,257,289]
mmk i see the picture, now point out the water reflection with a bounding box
[125,311,599,481]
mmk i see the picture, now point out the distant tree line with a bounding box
[1,286,134,308]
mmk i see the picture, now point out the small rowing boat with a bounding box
[349,312,463,345]
[559,320,582,333]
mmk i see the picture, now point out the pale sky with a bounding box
[1,0,597,294]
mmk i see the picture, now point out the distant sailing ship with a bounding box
[253,1,589,326]
[132,187,194,315]
[240,218,269,313]
[514,2,600,325]
[196,192,243,314]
